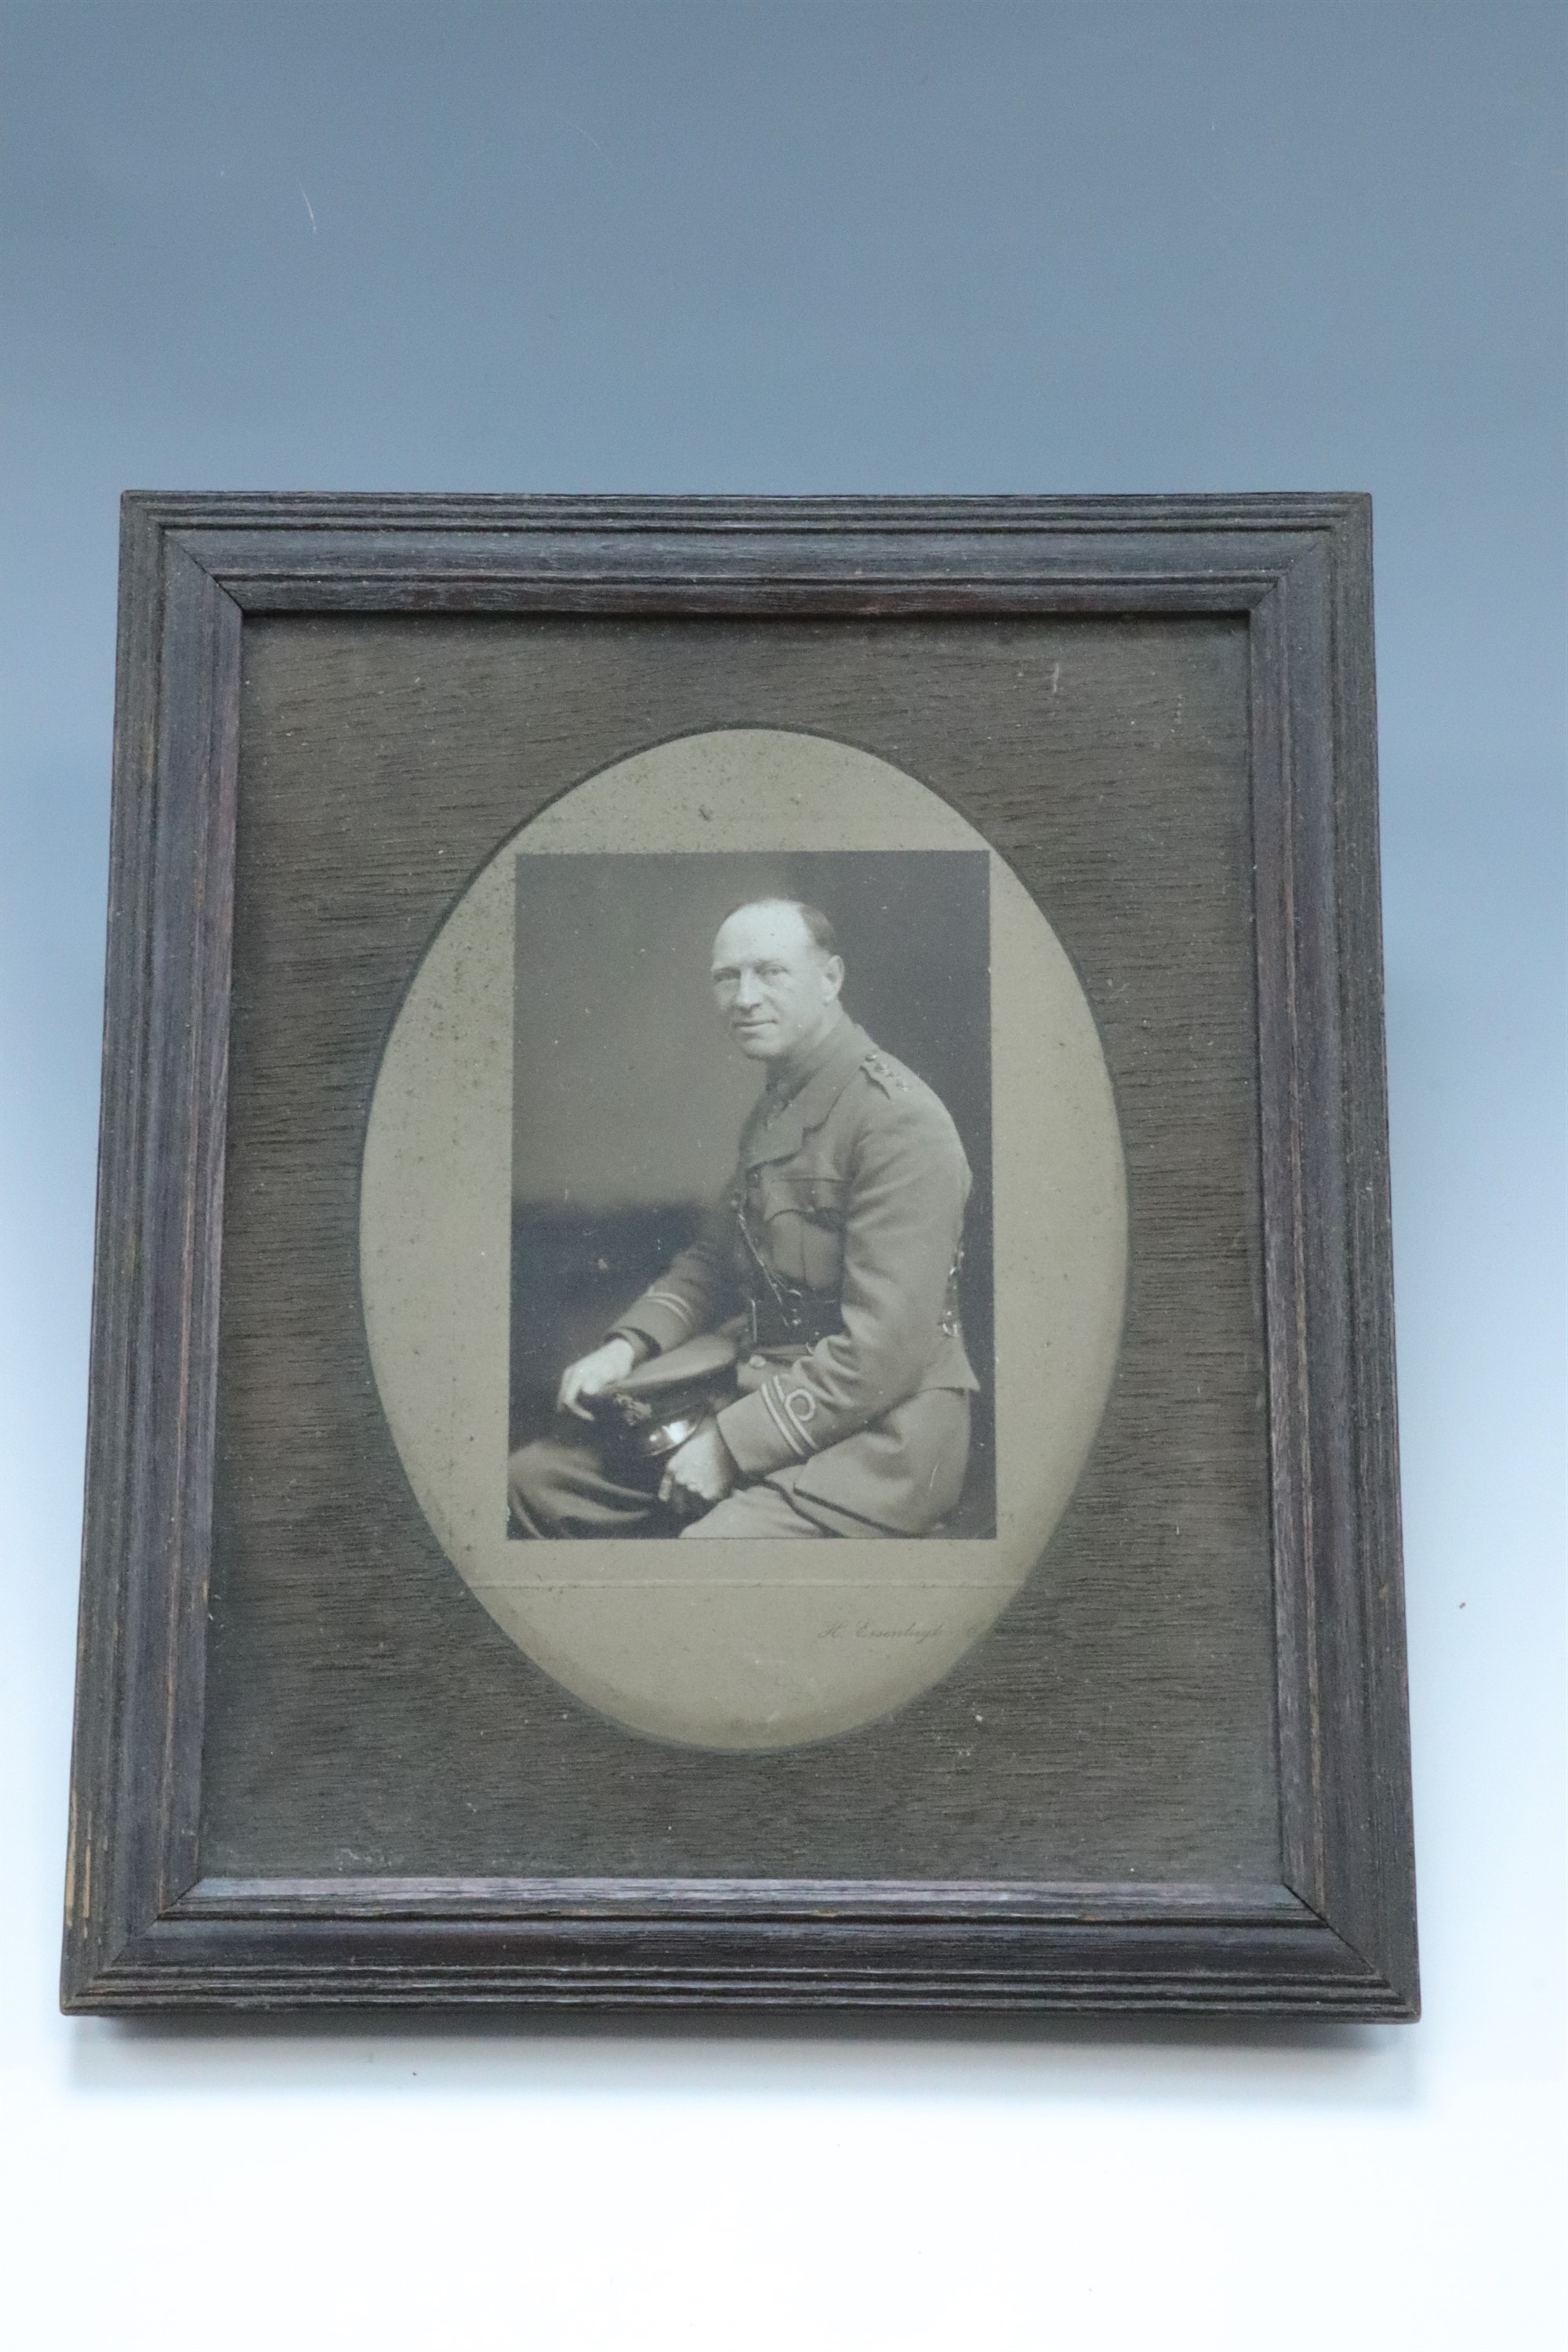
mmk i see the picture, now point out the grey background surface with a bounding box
[2,5,1562,2349]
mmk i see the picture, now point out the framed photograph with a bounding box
[62,493,1417,2015]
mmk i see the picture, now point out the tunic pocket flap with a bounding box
[757,1173,848,1225]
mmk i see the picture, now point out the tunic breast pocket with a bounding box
[757,1173,848,1290]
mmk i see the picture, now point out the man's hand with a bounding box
[557,1335,640,1421]
[659,1419,739,1516]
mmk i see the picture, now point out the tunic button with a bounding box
[749,1353,767,1369]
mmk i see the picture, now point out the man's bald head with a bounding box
[710,898,846,1065]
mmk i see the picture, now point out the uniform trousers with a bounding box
[509,1430,829,1539]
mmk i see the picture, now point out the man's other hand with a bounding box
[557,1335,639,1421]
[659,1420,739,1515]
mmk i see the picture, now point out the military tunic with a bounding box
[510,1016,978,1538]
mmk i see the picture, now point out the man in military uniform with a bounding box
[508,897,978,1538]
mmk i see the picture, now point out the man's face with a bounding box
[710,902,844,1063]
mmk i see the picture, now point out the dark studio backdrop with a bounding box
[510,848,995,1525]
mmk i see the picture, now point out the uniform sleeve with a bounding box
[717,1092,967,1477]
[609,1198,738,1356]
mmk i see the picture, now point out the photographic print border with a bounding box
[62,494,1417,2016]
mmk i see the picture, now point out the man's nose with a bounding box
[734,971,760,1005]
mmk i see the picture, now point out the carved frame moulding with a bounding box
[62,495,1417,2016]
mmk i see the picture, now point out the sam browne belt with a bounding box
[735,1190,845,1351]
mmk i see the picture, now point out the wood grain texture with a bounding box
[61,495,1417,2016]
[64,514,241,1994]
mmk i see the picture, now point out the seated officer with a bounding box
[508,898,978,1539]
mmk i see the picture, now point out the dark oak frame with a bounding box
[62,493,1417,2016]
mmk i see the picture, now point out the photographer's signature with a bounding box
[818,1618,946,1646]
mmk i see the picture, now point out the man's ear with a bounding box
[823,954,845,1001]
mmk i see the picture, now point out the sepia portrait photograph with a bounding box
[506,850,996,1545]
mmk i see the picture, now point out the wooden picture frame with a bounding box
[62,493,1417,2016]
